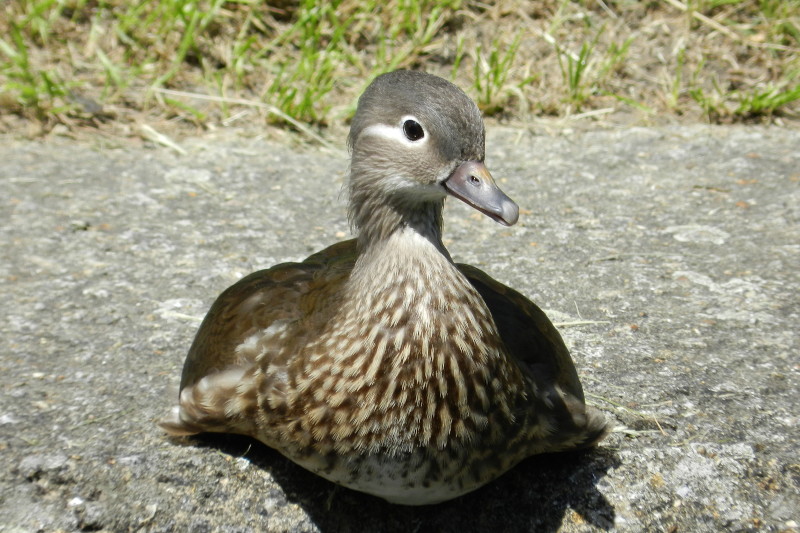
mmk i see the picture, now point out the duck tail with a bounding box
[158,366,253,437]
[573,406,611,450]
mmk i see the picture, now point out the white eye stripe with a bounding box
[360,117,428,147]
[361,124,407,142]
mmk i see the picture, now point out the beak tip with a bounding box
[501,202,520,226]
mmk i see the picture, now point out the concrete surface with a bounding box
[1,124,798,532]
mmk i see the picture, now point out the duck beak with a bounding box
[443,161,520,226]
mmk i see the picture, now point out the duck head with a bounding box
[347,71,519,244]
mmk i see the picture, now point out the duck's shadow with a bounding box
[193,433,618,532]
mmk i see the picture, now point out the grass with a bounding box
[554,26,603,112]
[472,31,534,115]
[0,0,798,137]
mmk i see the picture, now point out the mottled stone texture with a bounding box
[1,125,798,531]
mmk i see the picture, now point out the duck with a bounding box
[160,70,608,505]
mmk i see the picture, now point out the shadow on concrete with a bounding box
[191,433,618,532]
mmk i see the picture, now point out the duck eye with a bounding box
[402,120,424,141]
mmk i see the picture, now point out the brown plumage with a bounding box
[160,70,608,505]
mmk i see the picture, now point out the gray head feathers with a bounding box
[348,70,485,163]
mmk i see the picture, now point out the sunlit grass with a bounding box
[0,0,798,134]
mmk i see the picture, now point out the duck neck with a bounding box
[345,208,467,328]
[350,189,449,258]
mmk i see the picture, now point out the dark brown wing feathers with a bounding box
[179,240,359,390]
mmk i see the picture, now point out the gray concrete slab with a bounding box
[1,125,798,532]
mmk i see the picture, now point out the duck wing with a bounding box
[161,239,358,436]
[457,263,609,449]
[178,239,359,391]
